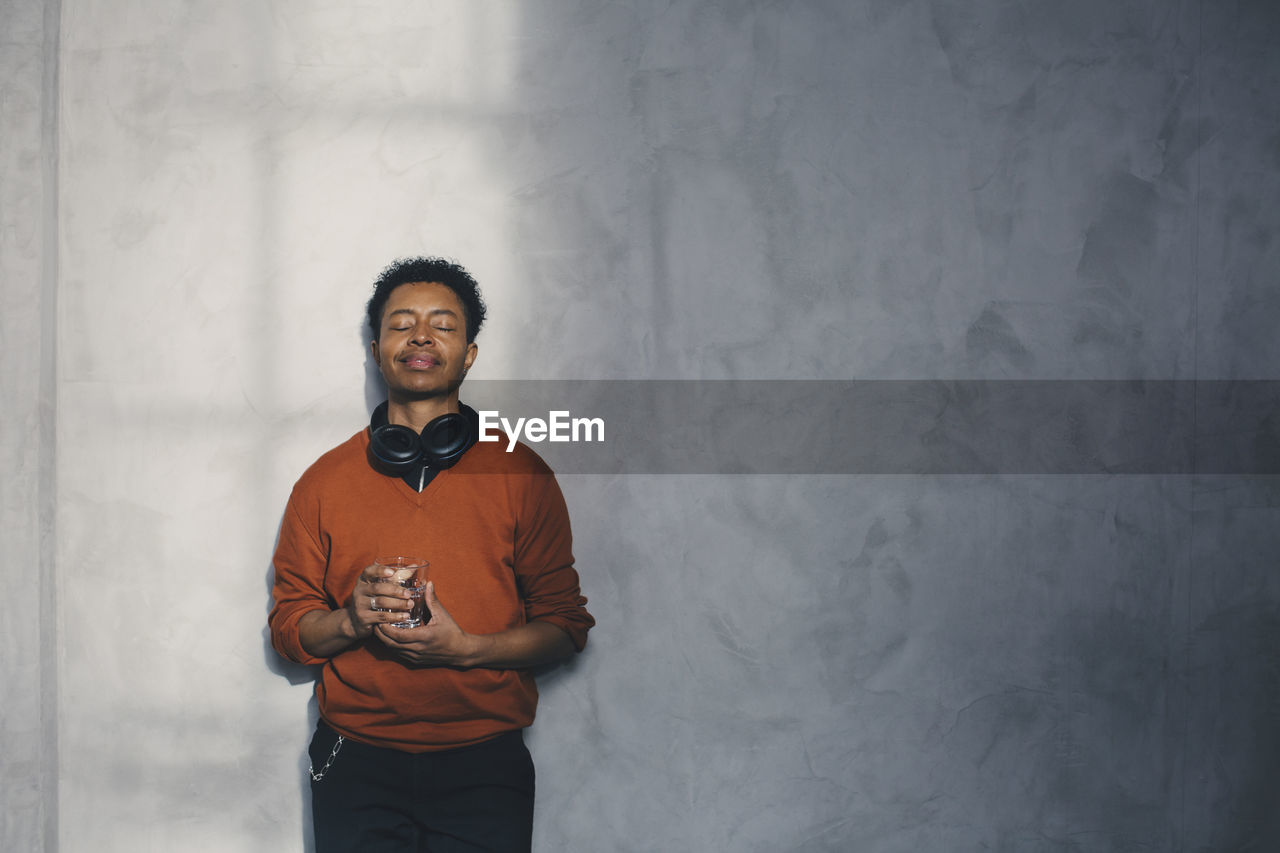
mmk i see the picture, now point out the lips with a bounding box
[400,353,439,369]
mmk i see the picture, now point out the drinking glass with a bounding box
[373,556,429,628]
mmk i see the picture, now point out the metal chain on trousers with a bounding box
[309,734,344,782]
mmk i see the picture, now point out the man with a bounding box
[269,257,594,852]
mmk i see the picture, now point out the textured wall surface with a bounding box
[1,0,57,850]
[4,0,1279,850]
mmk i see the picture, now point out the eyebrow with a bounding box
[386,308,459,321]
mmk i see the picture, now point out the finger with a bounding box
[366,580,412,607]
[361,564,395,583]
[375,624,413,645]
[366,593,405,618]
[375,590,412,612]
[422,581,445,622]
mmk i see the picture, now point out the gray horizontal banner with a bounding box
[457,380,1280,475]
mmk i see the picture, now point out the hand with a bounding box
[345,564,415,639]
[375,581,481,667]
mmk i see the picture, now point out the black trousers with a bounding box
[309,720,535,853]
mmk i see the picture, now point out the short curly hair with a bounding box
[366,257,488,344]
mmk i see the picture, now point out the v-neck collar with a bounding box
[401,464,440,494]
[382,456,450,508]
[355,428,449,509]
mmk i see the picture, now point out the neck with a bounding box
[386,393,460,432]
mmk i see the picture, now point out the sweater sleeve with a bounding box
[267,488,332,666]
[513,471,595,652]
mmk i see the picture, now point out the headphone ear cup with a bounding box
[369,423,425,474]
[420,412,471,470]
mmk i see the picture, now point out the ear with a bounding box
[370,338,382,366]
[464,341,478,373]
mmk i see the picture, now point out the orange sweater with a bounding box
[269,428,594,752]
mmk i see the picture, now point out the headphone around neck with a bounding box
[368,401,476,475]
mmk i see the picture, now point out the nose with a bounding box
[409,324,434,345]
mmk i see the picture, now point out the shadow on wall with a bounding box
[261,555,321,852]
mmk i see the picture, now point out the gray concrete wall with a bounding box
[4,0,1278,850]
[1,0,58,850]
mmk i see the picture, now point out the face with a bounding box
[370,281,478,403]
